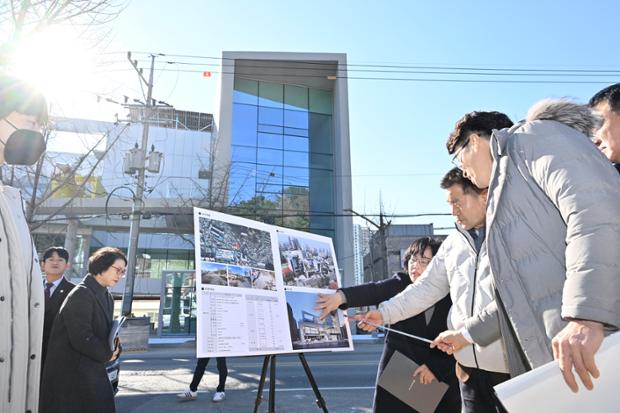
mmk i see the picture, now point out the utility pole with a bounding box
[345,208,391,281]
[121,53,156,316]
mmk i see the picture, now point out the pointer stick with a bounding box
[344,314,433,345]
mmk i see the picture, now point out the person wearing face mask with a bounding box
[40,247,125,413]
[0,74,48,413]
[355,168,512,413]
[315,237,460,413]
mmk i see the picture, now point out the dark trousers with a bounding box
[189,357,228,392]
[459,367,510,413]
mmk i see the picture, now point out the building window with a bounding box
[230,77,335,236]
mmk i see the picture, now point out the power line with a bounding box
[94,67,619,85]
[142,60,620,77]
[122,52,620,73]
[92,52,620,85]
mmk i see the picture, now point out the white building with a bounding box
[353,224,372,285]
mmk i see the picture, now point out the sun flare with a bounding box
[11,27,98,101]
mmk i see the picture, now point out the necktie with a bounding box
[44,282,54,301]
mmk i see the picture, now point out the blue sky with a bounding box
[285,290,322,322]
[53,0,620,232]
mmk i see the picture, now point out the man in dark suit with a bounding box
[41,247,76,367]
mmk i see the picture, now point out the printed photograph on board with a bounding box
[278,233,338,289]
[201,262,228,286]
[199,217,274,269]
[227,265,252,288]
[285,290,350,350]
[250,268,277,291]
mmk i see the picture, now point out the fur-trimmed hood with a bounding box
[526,98,601,137]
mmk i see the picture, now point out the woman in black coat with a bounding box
[40,247,126,413]
[316,237,461,413]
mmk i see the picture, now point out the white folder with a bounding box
[494,331,620,412]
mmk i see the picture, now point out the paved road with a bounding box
[115,341,384,413]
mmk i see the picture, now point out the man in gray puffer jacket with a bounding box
[447,99,620,393]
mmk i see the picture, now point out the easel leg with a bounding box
[253,355,271,413]
[268,355,277,413]
[298,353,329,413]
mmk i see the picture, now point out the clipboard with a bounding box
[377,350,448,413]
[108,316,126,350]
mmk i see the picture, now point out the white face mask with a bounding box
[1,118,45,165]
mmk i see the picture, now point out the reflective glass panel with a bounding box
[309,89,332,115]
[284,109,308,129]
[283,135,308,152]
[258,124,284,134]
[309,168,334,212]
[258,81,284,108]
[284,150,309,167]
[283,166,309,187]
[309,113,333,154]
[233,78,258,105]
[259,106,284,126]
[228,172,256,203]
[232,103,258,146]
[256,164,283,186]
[284,84,308,110]
[257,148,283,165]
[284,127,309,137]
[231,145,256,163]
[257,132,283,150]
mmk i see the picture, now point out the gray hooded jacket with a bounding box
[476,99,620,376]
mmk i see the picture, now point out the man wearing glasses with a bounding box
[356,167,511,413]
[442,101,620,395]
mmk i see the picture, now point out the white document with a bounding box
[194,207,353,358]
[108,316,126,351]
[494,332,620,412]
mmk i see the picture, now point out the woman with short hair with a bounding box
[40,247,126,413]
[316,237,461,412]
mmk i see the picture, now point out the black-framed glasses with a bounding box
[409,255,433,266]
[451,137,471,169]
[110,265,126,276]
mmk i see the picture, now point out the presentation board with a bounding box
[194,207,354,357]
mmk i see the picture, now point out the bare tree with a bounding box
[0,0,128,66]
[1,121,131,231]
[1,0,127,36]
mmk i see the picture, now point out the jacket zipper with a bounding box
[459,227,481,369]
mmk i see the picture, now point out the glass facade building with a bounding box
[229,77,337,239]
[214,52,354,287]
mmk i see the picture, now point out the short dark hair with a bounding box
[403,237,443,269]
[88,247,127,276]
[440,167,485,195]
[0,75,48,123]
[42,246,69,262]
[446,111,513,154]
[589,83,620,113]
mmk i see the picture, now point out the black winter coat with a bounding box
[340,272,460,413]
[40,275,116,413]
[42,277,76,367]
